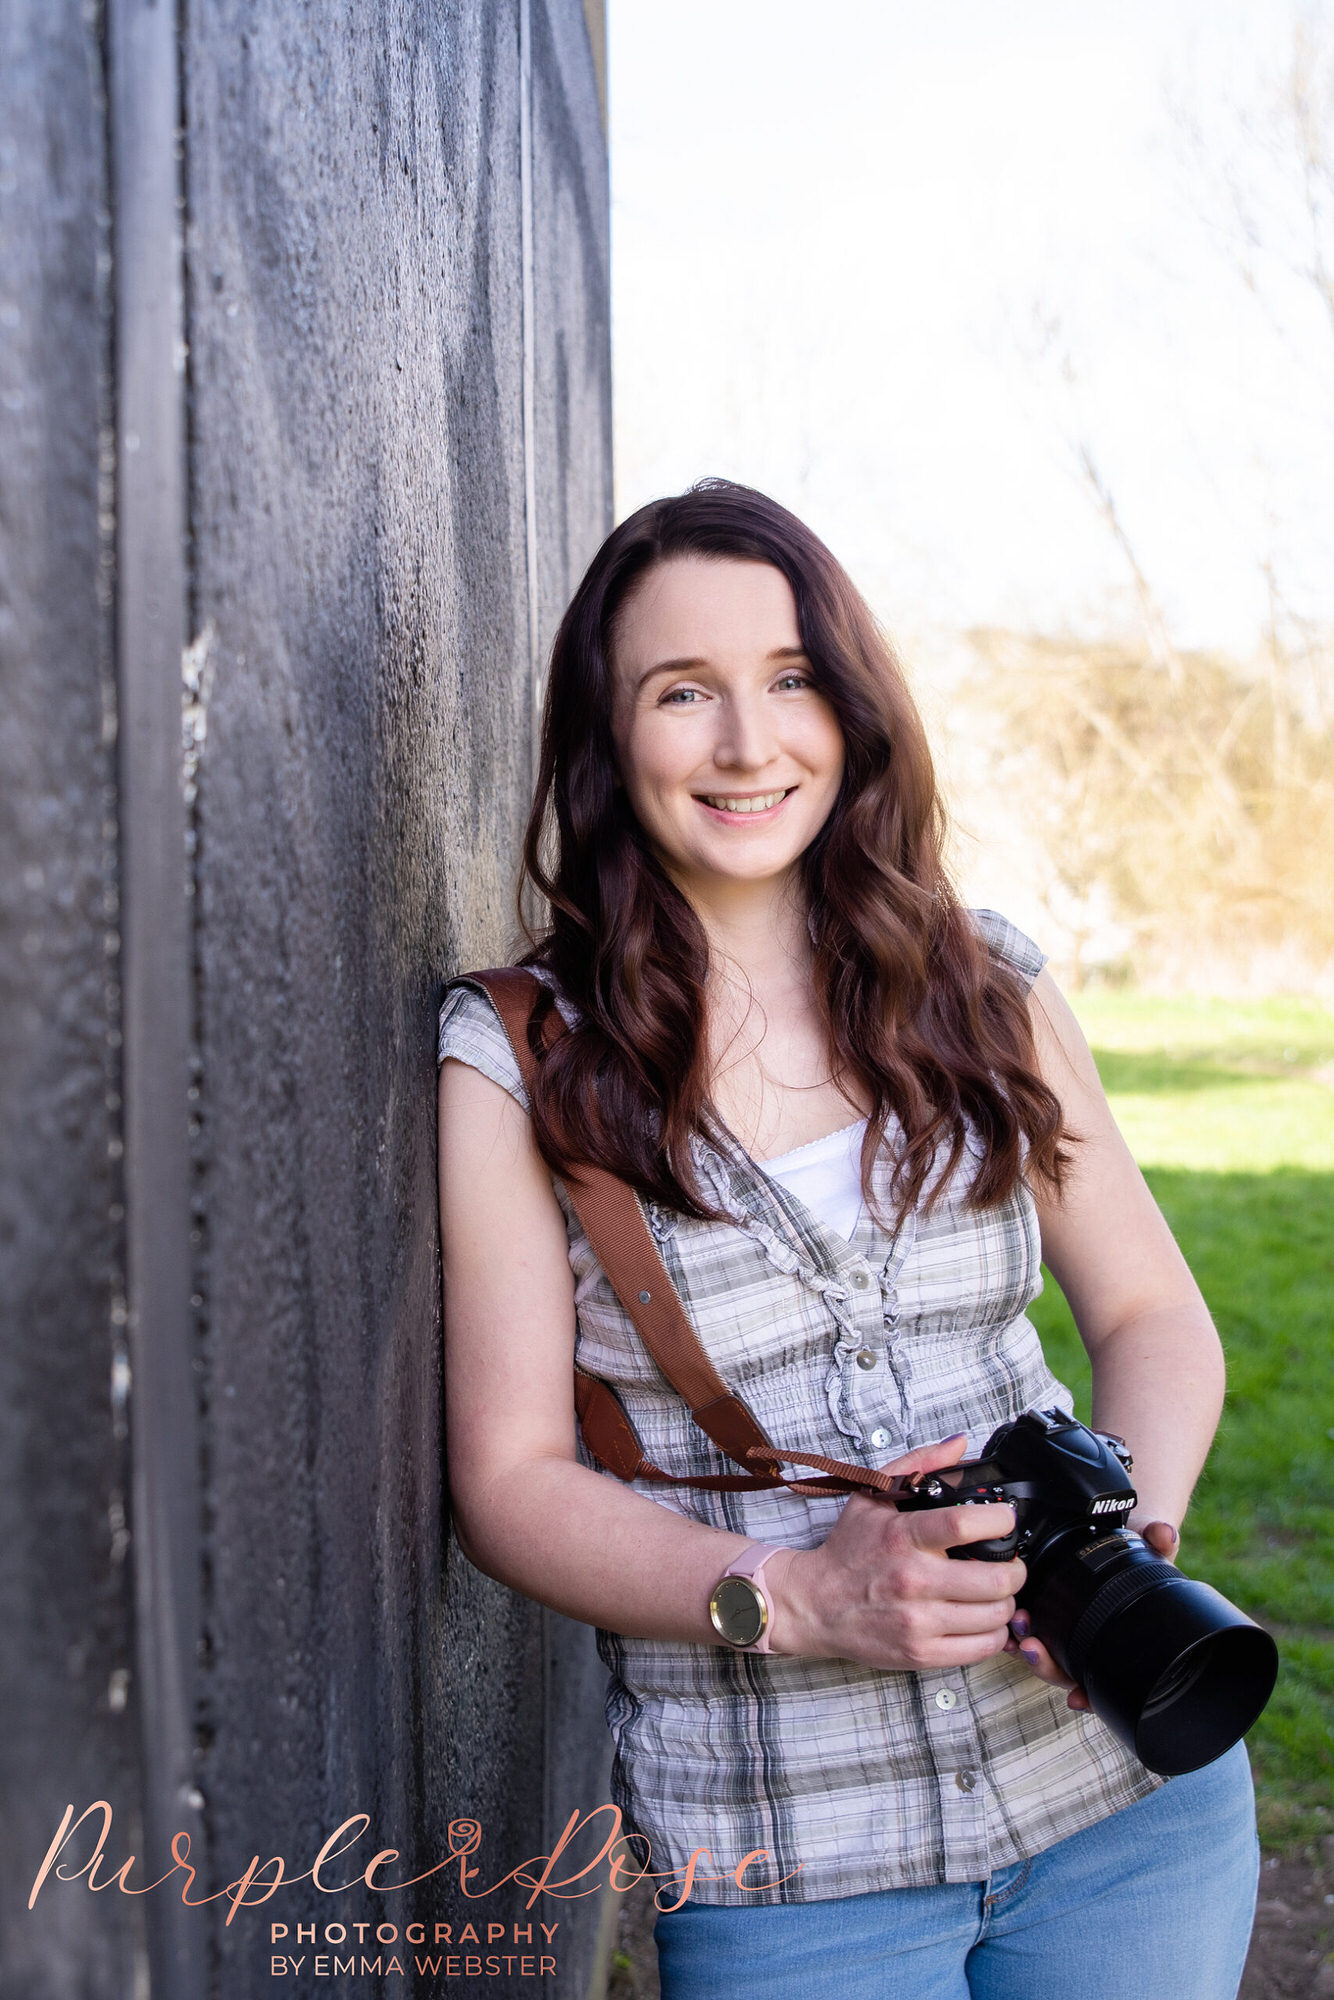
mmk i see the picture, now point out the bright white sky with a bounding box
[607,0,1334,654]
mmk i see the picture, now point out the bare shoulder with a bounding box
[1024,965,1107,1120]
[1021,970,1203,1334]
[438,1051,535,1172]
[437,1056,568,1248]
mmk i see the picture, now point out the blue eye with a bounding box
[774,672,813,691]
[661,687,705,705]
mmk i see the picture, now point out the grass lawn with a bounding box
[1030,993,1334,1856]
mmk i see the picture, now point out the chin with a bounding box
[697,848,805,885]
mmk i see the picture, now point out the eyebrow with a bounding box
[633,645,810,694]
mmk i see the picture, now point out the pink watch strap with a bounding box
[719,1542,785,1653]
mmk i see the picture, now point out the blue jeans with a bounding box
[653,1740,1259,2000]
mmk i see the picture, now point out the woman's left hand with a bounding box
[1005,1518,1181,1712]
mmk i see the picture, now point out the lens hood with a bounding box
[1052,1555,1279,1776]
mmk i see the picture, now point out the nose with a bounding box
[713,689,778,772]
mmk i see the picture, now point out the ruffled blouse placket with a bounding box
[687,1126,922,1463]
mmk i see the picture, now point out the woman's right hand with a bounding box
[769,1435,1027,1670]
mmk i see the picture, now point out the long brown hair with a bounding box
[514,477,1068,1225]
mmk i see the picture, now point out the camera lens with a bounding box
[1025,1532,1279,1777]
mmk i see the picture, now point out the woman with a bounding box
[436,479,1259,1999]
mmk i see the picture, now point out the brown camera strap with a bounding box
[467,967,916,1504]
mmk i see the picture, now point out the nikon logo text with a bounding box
[1091,1498,1132,1515]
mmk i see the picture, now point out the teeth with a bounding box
[701,790,790,814]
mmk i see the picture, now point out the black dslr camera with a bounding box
[896,1408,1278,1776]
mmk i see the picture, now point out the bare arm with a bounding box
[1013,968,1225,1696]
[438,1055,1024,1669]
[1027,967,1225,1534]
[439,1055,733,1645]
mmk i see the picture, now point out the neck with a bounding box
[674,867,814,996]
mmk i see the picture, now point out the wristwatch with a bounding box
[708,1542,784,1653]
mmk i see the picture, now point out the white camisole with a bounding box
[759,1117,869,1243]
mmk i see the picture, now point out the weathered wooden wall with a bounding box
[0,5,613,1996]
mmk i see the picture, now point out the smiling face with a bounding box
[608,555,846,904]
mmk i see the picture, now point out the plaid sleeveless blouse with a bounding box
[437,911,1163,1903]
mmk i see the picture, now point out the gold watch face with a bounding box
[709,1575,767,1648]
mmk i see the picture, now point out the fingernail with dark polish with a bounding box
[1021,1647,1040,1667]
[1011,1612,1030,1638]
